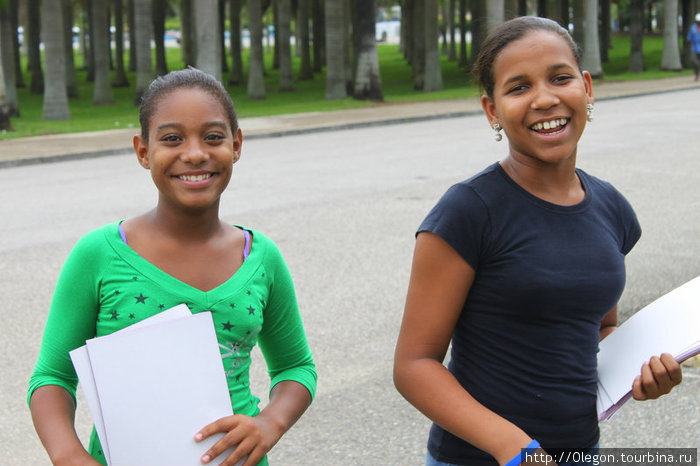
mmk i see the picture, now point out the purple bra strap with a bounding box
[118,223,128,244]
[243,229,251,261]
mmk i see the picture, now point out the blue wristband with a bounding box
[504,439,540,466]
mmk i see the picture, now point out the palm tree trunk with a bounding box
[582,0,603,77]
[9,0,24,89]
[297,0,313,79]
[411,0,425,89]
[0,6,19,115]
[277,0,294,91]
[113,0,130,87]
[660,0,682,70]
[181,0,196,66]
[41,0,71,120]
[0,56,12,130]
[312,0,325,73]
[423,0,443,92]
[62,0,79,98]
[219,0,229,73]
[26,0,43,94]
[153,0,168,76]
[458,0,467,68]
[353,0,382,100]
[228,0,244,85]
[485,0,503,34]
[448,0,456,61]
[128,0,137,72]
[195,0,222,80]
[629,0,644,73]
[92,0,114,104]
[134,0,154,105]
[324,0,347,99]
[247,0,267,99]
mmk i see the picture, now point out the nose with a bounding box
[180,139,209,165]
[530,84,560,110]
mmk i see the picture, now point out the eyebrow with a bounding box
[502,63,576,86]
[155,121,228,132]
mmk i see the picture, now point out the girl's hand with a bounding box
[632,353,682,400]
[195,413,282,466]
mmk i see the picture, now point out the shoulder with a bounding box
[69,222,121,257]
[578,169,635,212]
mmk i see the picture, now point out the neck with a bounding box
[148,199,225,242]
[501,155,583,205]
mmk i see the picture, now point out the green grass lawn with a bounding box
[1,34,691,140]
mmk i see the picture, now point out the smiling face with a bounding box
[133,87,242,214]
[481,29,593,168]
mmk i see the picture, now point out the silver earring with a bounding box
[493,123,502,142]
[586,103,594,122]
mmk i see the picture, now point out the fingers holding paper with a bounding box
[196,413,279,466]
[631,353,683,401]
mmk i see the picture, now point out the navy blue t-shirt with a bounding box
[419,163,641,465]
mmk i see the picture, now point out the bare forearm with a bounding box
[30,385,97,465]
[257,380,312,443]
[394,358,532,465]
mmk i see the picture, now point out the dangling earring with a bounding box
[586,103,594,122]
[493,123,503,142]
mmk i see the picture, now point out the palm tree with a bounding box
[134,0,154,105]
[194,0,222,80]
[485,0,503,34]
[277,0,293,91]
[0,56,11,129]
[448,0,456,61]
[92,0,114,104]
[312,0,325,73]
[26,0,43,94]
[0,4,19,115]
[324,0,347,99]
[660,0,682,70]
[181,0,196,66]
[153,0,168,76]
[629,0,644,72]
[247,0,266,99]
[9,0,24,90]
[411,0,425,89]
[353,0,382,100]
[297,0,313,80]
[423,0,443,92]
[581,0,603,77]
[113,0,130,87]
[41,0,70,120]
[61,0,78,99]
[228,0,244,86]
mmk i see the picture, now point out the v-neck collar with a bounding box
[108,222,261,303]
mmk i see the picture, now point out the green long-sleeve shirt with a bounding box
[28,222,316,464]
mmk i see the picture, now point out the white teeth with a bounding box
[178,174,212,181]
[531,118,568,131]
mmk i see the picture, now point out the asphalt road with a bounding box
[1,88,698,465]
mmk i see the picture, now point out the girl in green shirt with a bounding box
[28,68,316,466]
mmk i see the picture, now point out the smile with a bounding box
[176,173,214,181]
[530,118,568,133]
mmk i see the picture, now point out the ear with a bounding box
[582,70,594,105]
[133,135,150,169]
[232,127,243,164]
[480,94,500,128]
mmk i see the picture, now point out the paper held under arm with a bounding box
[596,276,700,421]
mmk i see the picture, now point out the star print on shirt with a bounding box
[110,310,119,320]
[134,293,148,304]
[222,321,234,331]
[129,313,135,319]
[158,304,165,310]
[247,306,255,315]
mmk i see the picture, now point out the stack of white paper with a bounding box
[70,305,236,465]
[597,276,700,421]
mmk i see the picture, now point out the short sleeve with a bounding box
[614,189,642,255]
[417,183,491,270]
